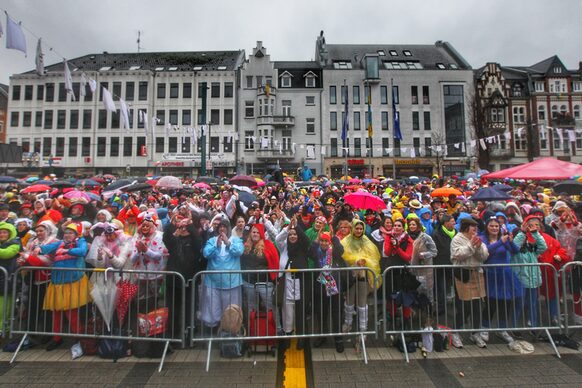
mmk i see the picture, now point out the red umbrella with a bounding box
[348,178,362,184]
[344,192,385,211]
[146,179,158,186]
[116,279,138,326]
[229,175,257,188]
[21,184,51,194]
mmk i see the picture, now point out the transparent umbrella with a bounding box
[89,269,118,332]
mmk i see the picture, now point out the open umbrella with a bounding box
[63,190,91,202]
[90,274,118,331]
[430,187,462,197]
[0,176,19,184]
[237,191,257,207]
[155,175,183,190]
[104,179,133,192]
[470,187,513,202]
[348,178,362,184]
[229,175,257,187]
[122,182,154,193]
[363,178,380,184]
[195,176,219,185]
[50,180,75,188]
[75,179,101,187]
[552,180,582,196]
[116,277,138,326]
[344,192,385,211]
[25,176,39,183]
[491,183,513,192]
[21,184,52,194]
[193,182,211,190]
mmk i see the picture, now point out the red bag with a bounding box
[137,307,169,337]
[249,309,277,346]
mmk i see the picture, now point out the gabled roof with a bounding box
[528,55,565,75]
[278,71,294,78]
[20,51,245,75]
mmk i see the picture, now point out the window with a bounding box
[413,137,421,155]
[67,137,77,157]
[97,137,106,157]
[513,106,525,124]
[113,82,121,98]
[577,132,582,150]
[138,109,147,128]
[182,110,191,126]
[211,82,220,98]
[98,110,107,129]
[422,86,430,104]
[224,82,233,98]
[23,111,31,127]
[83,84,93,101]
[381,112,389,130]
[245,131,255,150]
[394,138,401,156]
[10,112,19,127]
[210,137,219,152]
[82,137,91,157]
[210,109,220,125]
[538,105,546,120]
[21,139,30,152]
[125,82,135,101]
[379,86,387,104]
[157,83,166,99]
[170,83,179,98]
[35,111,42,127]
[106,137,117,157]
[512,84,523,97]
[36,85,44,100]
[354,138,361,157]
[266,77,272,87]
[573,82,582,92]
[281,75,291,88]
[282,130,292,151]
[43,110,53,129]
[197,109,204,125]
[574,105,581,119]
[282,100,292,117]
[412,111,419,130]
[330,86,337,104]
[490,107,505,123]
[246,76,253,89]
[156,110,165,125]
[224,109,233,125]
[364,85,370,103]
[392,86,399,104]
[330,112,337,131]
[365,56,379,79]
[138,81,148,100]
[382,138,390,156]
[42,137,52,156]
[57,110,66,129]
[245,101,254,118]
[551,105,559,119]
[535,82,545,92]
[515,133,527,151]
[389,50,398,56]
[99,82,108,102]
[169,110,178,125]
[183,83,192,98]
[411,86,418,104]
[70,110,79,129]
[305,75,316,88]
[256,76,263,87]
[306,118,315,134]
[423,111,431,130]
[354,112,361,131]
[12,85,21,101]
[560,105,567,115]
[331,138,338,157]
[154,137,164,154]
[353,86,360,104]
[24,85,33,100]
[341,85,347,104]
[223,137,233,153]
[136,137,146,156]
[110,111,119,129]
[424,138,433,157]
[306,96,315,105]
[45,83,54,102]
[436,63,446,70]
[123,137,132,156]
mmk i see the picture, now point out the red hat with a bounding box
[523,215,541,226]
[251,223,266,240]
[319,232,332,242]
[21,203,32,209]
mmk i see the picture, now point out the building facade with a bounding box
[316,33,476,179]
[475,57,582,171]
[0,84,7,145]
[237,42,323,176]
[6,51,244,176]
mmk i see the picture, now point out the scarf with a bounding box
[408,229,421,240]
[317,246,338,296]
[379,226,392,237]
[441,225,456,239]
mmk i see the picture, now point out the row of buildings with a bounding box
[3,32,582,178]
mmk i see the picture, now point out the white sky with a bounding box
[1,0,581,84]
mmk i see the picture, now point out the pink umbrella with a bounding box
[155,176,183,190]
[257,181,266,187]
[344,192,385,211]
[193,182,211,190]
[348,178,362,184]
[63,190,91,202]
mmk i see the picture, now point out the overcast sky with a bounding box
[1,0,581,84]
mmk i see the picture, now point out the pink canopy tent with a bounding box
[483,157,582,180]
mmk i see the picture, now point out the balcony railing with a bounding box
[255,148,294,159]
[256,115,295,126]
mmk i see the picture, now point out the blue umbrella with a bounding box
[470,187,512,202]
[492,184,513,192]
[0,176,19,184]
[75,179,101,187]
[86,192,101,201]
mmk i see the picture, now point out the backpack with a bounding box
[98,338,128,361]
[219,329,245,358]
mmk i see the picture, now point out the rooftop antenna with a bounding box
[137,30,143,53]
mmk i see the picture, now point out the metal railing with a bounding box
[191,267,377,371]
[561,261,582,335]
[0,266,9,337]
[9,266,186,372]
[382,263,563,362]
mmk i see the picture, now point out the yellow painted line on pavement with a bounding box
[283,339,307,388]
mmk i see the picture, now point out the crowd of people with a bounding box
[0,171,580,357]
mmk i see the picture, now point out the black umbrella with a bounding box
[196,176,220,184]
[0,176,18,184]
[126,176,148,183]
[470,187,512,202]
[104,179,133,192]
[122,183,154,193]
[553,180,582,196]
[50,181,75,188]
[237,191,257,207]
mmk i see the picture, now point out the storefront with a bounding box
[393,159,434,178]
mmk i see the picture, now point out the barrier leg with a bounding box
[157,341,170,373]
[359,334,368,364]
[205,340,212,372]
[9,333,28,364]
[400,332,409,363]
[544,329,561,359]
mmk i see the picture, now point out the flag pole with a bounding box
[391,78,396,180]
[367,80,373,178]
[342,79,348,179]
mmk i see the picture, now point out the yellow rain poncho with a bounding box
[340,219,382,288]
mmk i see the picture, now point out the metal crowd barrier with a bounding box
[9,266,186,372]
[560,261,582,335]
[382,263,563,362]
[191,267,377,371]
[0,266,8,337]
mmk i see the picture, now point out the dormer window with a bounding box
[554,66,562,74]
[279,71,293,88]
[333,61,352,69]
[377,50,386,56]
[389,50,398,56]
[436,63,446,70]
[403,50,412,56]
[304,71,317,88]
